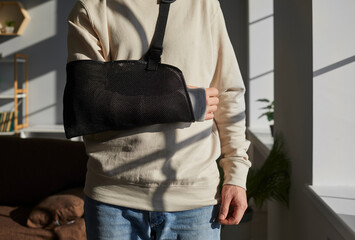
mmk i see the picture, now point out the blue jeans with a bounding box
[84,196,221,240]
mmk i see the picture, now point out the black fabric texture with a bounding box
[63,0,197,139]
[63,60,195,138]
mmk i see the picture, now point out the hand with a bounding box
[218,184,248,225]
[205,87,219,120]
[187,86,219,120]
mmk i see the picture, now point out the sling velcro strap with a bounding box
[146,0,174,70]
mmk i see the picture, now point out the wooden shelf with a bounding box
[0,131,15,136]
[23,125,65,133]
[0,58,25,63]
[19,125,80,141]
[0,54,29,134]
[0,93,26,99]
[0,33,18,36]
[0,2,30,36]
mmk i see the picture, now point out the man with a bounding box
[67,0,251,239]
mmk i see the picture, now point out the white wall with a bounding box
[248,0,274,129]
[312,0,355,186]
[0,0,76,125]
[271,0,355,239]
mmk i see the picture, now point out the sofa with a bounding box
[0,136,88,240]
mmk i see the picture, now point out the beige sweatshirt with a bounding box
[67,0,251,211]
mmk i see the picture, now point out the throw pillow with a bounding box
[53,218,86,240]
[27,188,84,229]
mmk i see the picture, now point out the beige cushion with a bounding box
[27,188,84,229]
[53,218,86,240]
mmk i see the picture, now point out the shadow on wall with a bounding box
[313,55,355,77]
[0,0,76,124]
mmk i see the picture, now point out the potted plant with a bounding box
[220,135,291,240]
[5,21,15,34]
[256,98,274,136]
[246,135,291,209]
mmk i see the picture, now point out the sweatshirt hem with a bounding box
[84,175,220,212]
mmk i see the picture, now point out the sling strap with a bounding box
[146,0,176,71]
[63,0,197,139]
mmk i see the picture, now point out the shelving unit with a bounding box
[0,2,30,36]
[0,54,29,134]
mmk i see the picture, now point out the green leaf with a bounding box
[5,21,15,27]
[261,106,273,110]
[256,98,270,103]
[266,112,274,121]
[246,134,291,209]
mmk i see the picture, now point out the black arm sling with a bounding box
[63,0,198,139]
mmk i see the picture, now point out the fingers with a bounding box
[218,192,231,223]
[205,112,214,120]
[205,107,217,120]
[207,96,219,106]
[219,198,240,225]
[206,104,217,113]
[218,185,248,225]
[223,201,247,225]
[205,87,219,120]
[234,203,247,224]
[206,87,219,97]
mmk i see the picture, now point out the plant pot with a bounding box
[220,208,253,240]
[270,124,274,137]
[5,26,15,34]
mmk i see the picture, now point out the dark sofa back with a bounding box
[0,137,88,206]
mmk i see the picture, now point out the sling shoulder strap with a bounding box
[146,0,176,71]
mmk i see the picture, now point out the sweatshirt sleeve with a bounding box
[210,3,251,189]
[67,1,106,62]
